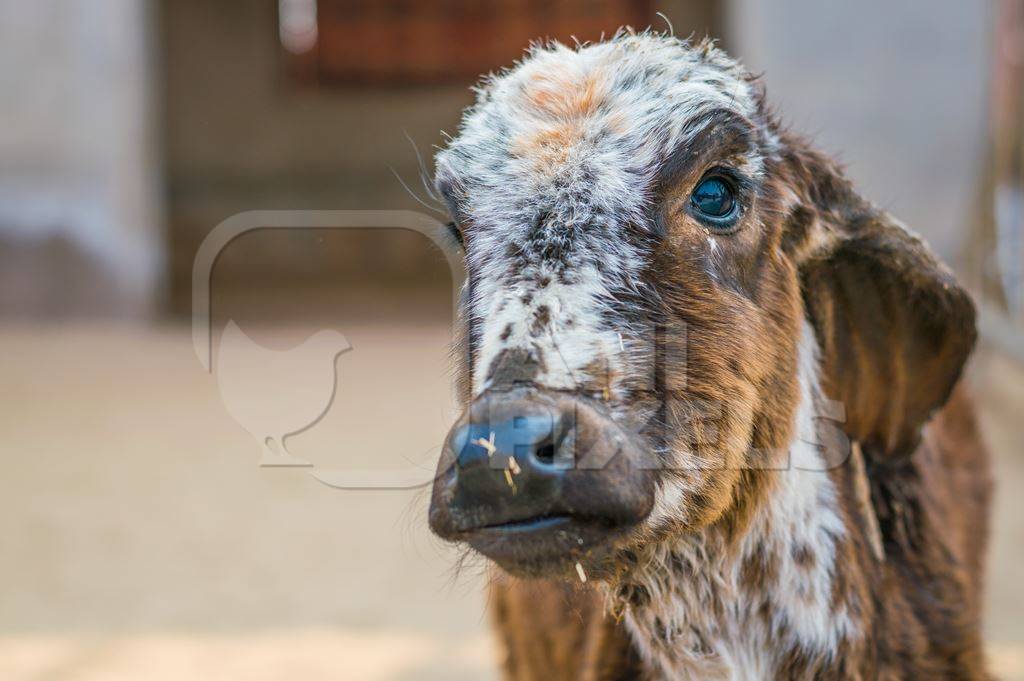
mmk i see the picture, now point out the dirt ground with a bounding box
[0,321,1020,680]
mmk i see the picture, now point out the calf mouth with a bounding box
[456,512,641,578]
[428,387,656,578]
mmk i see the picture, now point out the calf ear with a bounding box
[789,162,977,458]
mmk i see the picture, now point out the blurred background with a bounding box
[0,1,1021,679]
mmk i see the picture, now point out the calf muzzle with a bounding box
[428,387,655,574]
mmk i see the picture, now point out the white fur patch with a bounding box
[473,262,622,394]
[617,325,859,679]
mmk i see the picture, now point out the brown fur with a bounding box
[490,575,646,680]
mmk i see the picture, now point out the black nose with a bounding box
[428,388,655,539]
[446,404,569,524]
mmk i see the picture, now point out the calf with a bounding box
[428,32,991,680]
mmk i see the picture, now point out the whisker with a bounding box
[389,165,447,215]
[403,129,443,204]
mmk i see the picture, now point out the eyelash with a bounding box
[445,221,464,248]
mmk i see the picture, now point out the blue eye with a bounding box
[690,176,737,222]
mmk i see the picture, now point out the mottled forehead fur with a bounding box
[435,32,774,242]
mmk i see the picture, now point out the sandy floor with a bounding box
[0,321,1020,680]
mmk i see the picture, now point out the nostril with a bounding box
[534,440,556,465]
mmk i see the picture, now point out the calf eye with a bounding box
[690,176,738,227]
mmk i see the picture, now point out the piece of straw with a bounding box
[474,432,496,457]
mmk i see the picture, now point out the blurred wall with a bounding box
[729,0,990,264]
[0,1,993,319]
[161,1,720,315]
[161,0,475,314]
[0,0,162,317]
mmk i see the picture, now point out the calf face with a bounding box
[427,33,975,581]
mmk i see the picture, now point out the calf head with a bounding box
[428,33,975,580]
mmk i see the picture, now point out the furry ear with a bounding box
[785,150,977,458]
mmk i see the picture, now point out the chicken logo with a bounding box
[216,320,352,467]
